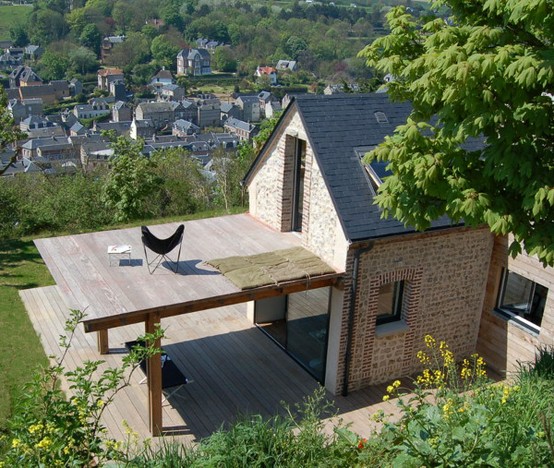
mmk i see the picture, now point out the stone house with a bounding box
[100,36,125,63]
[150,68,174,92]
[135,102,175,130]
[9,66,42,88]
[177,48,211,76]
[223,116,257,141]
[112,101,133,122]
[97,68,124,91]
[8,98,43,124]
[242,93,495,395]
[235,95,261,122]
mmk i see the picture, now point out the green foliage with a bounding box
[101,137,161,223]
[150,35,181,70]
[0,309,164,466]
[0,86,26,176]
[367,336,554,467]
[39,49,71,81]
[359,1,554,266]
[212,46,238,73]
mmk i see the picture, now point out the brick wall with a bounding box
[336,227,494,393]
[477,236,554,376]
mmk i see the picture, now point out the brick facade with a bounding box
[247,106,496,394]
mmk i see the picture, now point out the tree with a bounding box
[38,50,71,81]
[101,137,161,223]
[212,46,237,73]
[10,24,29,47]
[69,46,99,74]
[150,35,180,69]
[359,1,554,266]
[79,24,102,55]
[0,87,26,177]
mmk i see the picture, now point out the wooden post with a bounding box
[97,329,109,354]
[146,312,162,436]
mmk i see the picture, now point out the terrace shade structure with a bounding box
[35,214,343,436]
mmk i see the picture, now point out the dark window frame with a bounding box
[376,280,405,325]
[496,268,548,330]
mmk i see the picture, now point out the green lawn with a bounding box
[0,5,31,41]
[0,238,52,429]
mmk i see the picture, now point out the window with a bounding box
[497,270,548,328]
[292,138,306,232]
[376,281,404,325]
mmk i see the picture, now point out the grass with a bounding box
[0,5,31,41]
[0,238,52,429]
[0,207,246,429]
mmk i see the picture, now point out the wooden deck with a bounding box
[21,285,402,445]
[34,213,341,333]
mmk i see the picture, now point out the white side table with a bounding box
[107,244,132,266]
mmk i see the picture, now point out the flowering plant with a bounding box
[0,309,163,466]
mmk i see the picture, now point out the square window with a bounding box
[376,281,404,325]
[497,270,548,328]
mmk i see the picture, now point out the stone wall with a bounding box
[477,236,554,376]
[336,227,494,393]
[247,110,348,269]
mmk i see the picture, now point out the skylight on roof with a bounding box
[374,111,388,124]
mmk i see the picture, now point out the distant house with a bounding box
[172,119,200,137]
[235,95,261,122]
[21,136,73,160]
[8,98,43,124]
[196,38,221,52]
[97,68,124,91]
[150,68,174,92]
[69,78,83,97]
[24,45,43,61]
[160,84,185,101]
[9,66,42,88]
[134,101,175,130]
[223,117,258,141]
[0,50,22,70]
[94,120,132,137]
[255,66,277,85]
[195,95,221,128]
[276,60,297,72]
[73,101,110,120]
[101,35,125,63]
[177,48,211,76]
[220,102,241,122]
[109,80,127,101]
[130,118,156,140]
[20,115,65,139]
[112,101,133,122]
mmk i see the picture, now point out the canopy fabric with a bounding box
[206,247,335,290]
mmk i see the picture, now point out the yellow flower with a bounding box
[96,399,105,408]
[386,385,394,394]
[382,395,390,402]
[11,438,21,449]
[36,437,52,449]
[424,335,436,347]
[392,380,401,388]
[28,423,43,434]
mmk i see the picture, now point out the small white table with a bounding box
[107,244,132,266]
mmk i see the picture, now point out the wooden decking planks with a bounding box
[20,285,405,446]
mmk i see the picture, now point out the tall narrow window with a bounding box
[376,281,404,325]
[497,270,547,328]
[292,138,306,232]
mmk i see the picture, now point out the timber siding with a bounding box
[478,236,554,376]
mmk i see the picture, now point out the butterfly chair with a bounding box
[141,224,184,274]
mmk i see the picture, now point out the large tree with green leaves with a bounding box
[359,1,554,266]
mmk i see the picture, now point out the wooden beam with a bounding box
[83,272,343,333]
[146,312,162,437]
[97,329,109,354]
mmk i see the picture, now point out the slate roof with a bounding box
[245,93,464,243]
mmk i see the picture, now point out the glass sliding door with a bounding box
[286,287,330,382]
[255,287,331,383]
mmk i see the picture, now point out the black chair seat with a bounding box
[141,224,184,274]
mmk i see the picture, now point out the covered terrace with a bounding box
[32,214,344,436]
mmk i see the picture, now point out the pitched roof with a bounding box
[245,93,462,243]
[98,68,124,77]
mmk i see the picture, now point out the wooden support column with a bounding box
[97,329,109,354]
[146,312,162,436]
